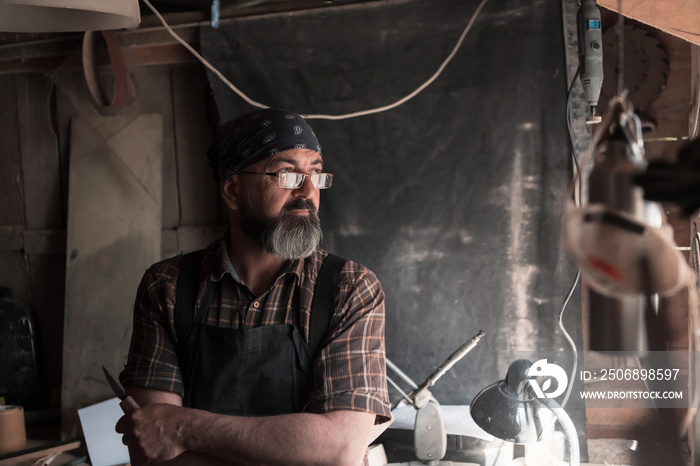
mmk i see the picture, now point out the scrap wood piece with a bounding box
[0,439,82,466]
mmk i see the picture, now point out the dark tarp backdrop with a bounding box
[200,0,587,460]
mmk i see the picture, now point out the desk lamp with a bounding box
[470,359,580,466]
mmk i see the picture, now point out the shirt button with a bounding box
[252,302,260,308]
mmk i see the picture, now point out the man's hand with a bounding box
[116,403,188,463]
[116,386,378,466]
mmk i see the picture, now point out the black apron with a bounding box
[173,250,345,417]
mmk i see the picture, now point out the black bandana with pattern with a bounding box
[207,108,322,183]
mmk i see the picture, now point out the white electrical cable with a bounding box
[537,396,581,466]
[140,0,490,120]
[141,0,268,110]
[558,63,582,410]
[559,270,580,409]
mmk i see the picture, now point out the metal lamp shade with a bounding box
[0,0,140,32]
[470,380,545,444]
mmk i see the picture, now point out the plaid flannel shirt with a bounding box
[120,234,392,426]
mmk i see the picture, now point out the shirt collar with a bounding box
[209,236,237,282]
[208,234,305,284]
[282,255,305,279]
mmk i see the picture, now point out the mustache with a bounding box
[282,198,318,216]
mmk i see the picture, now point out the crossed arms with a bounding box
[116,386,376,466]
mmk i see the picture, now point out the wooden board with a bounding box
[52,70,81,211]
[0,439,82,466]
[0,75,33,306]
[15,74,64,230]
[172,66,217,227]
[117,67,178,231]
[27,254,66,404]
[176,225,227,254]
[0,75,24,227]
[138,67,178,231]
[61,113,162,438]
[161,226,227,257]
[692,45,700,139]
[0,72,26,316]
[22,230,67,255]
[53,66,177,230]
[14,73,68,409]
[0,252,32,304]
[599,0,700,46]
[0,227,22,251]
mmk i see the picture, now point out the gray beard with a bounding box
[240,195,323,260]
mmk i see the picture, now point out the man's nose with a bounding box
[292,175,316,198]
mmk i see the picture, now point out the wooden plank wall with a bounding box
[168,67,222,256]
[0,57,220,439]
[16,74,66,410]
[0,73,66,410]
[61,111,163,437]
[0,75,30,302]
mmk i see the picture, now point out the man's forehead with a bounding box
[262,149,323,168]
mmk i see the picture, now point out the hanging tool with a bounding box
[577,0,603,124]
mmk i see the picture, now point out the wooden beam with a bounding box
[0,75,25,226]
[129,42,198,67]
[0,43,198,75]
[23,230,67,255]
[0,226,23,251]
[0,0,384,74]
[172,66,217,227]
[0,227,224,255]
[16,74,64,230]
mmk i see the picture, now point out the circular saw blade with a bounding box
[599,24,669,115]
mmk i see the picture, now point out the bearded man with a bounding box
[117,108,392,466]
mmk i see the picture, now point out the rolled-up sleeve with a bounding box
[119,259,185,396]
[307,264,392,424]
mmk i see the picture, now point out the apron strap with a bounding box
[175,250,346,357]
[175,249,205,343]
[308,254,346,356]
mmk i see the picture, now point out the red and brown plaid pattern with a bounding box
[120,235,392,424]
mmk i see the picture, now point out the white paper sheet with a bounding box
[77,397,130,466]
[389,404,495,442]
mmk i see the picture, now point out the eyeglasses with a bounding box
[237,171,334,189]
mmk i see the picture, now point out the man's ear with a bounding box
[220,177,241,211]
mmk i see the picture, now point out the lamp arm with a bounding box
[536,396,580,466]
[410,330,486,408]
